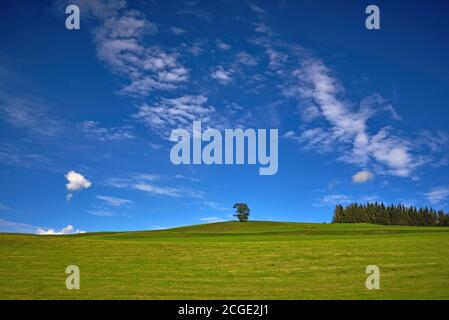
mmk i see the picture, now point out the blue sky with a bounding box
[0,0,448,234]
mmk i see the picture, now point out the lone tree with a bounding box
[233,203,250,222]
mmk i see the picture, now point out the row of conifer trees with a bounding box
[332,202,449,226]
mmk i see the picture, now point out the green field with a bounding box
[1,221,449,299]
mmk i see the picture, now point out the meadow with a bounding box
[1,221,449,299]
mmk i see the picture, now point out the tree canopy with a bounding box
[332,202,449,226]
[233,203,250,222]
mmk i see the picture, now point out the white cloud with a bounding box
[247,2,265,14]
[211,68,233,84]
[90,5,188,96]
[202,201,228,211]
[133,173,162,181]
[266,48,288,72]
[0,218,39,234]
[314,194,352,207]
[103,173,203,198]
[132,95,215,136]
[424,187,449,205]
[216,39,231,50]
[418,130,448,152]
[96,195,132,207]
[0,202,12,211]
[253,22,273,35]
[77,121,135,141]
[37,224,85,235]
[0,95,61,137]
[175,174,199,182]
[352,170,374,183]
[0,144,52,169]
[65,171,92,200]
[169,26,186,35]
[133,183,181,197]
[286,57,424,177]
[177,8,212,21]
[0,219,84,235]
[235,51,258,66]
[87,209,116,217]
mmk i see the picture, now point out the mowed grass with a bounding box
[1,221,449,299]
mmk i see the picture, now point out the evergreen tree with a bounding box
[332,202,449,227]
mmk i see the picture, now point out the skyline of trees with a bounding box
[332,202,449,226]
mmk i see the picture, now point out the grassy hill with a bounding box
[1,221,449,299]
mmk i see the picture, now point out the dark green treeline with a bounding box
[332,202,449,226]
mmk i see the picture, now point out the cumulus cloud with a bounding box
[352,170,374,183]
[0,218,84,235]
[37,224,85,235]
[65,171,92,200]
[211,67,233,84]
[66,171,92,191]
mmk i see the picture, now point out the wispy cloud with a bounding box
[82,2,189,97]
[132,95,215,136]
[0,144,52,169]
[0,218,84,234]
[424,187,449,205]
[133,183,182,197]
[0,95,61,137]
[202,201,228,211]
[96,195,133,207]
[87,209,116,217]
[284,57,427,177]
[177,8,212,21]
[174,174,199,182]
[314,194,352,207]
[169,26,186,35]
[247,2,266,15]
[216,39,231,50]
[0,218,40,234]
[0,202,12,211]
[235,51,258,67]
[77,121,135,141]
[103,173,202,199]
